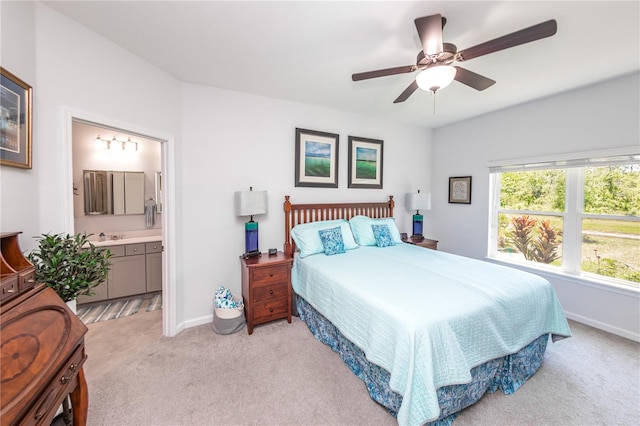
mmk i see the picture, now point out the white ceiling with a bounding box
[43,1,639,129]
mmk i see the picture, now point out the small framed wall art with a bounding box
[1,67,32,169]
[347,136,383,189]
[449,176,472,204]
[294,128,339,188]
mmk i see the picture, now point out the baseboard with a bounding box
[565,311,639,342]
[183,313,214,330]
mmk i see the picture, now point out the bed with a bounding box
[283,196,571,426]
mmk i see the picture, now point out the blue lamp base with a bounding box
[411,214,424,240]
[243,221,261,258]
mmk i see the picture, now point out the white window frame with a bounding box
[488,147,640,290]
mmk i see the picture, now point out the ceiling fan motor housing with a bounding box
[417,43,457,68]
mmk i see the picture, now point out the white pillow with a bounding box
[349,215,403,246]
[291,219,358,258]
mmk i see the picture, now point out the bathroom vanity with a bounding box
[78,237,162,304]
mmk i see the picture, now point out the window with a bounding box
[489,148,640,288]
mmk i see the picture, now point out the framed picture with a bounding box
[449,176,472,204]
[1,67,32,169]
[295,128,339,188]
[347,136,383,189]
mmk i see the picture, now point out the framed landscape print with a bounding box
[348,136,383,189]
[449,176,472,204]
[1,67,32,169]
[295,128,339,188]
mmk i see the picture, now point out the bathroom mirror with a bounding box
[84,170,145,215]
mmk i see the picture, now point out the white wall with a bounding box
[0,1,39,245]
[432,72,640,340]
[1,2,432,333]
[1,1,183,325]
[179,83,432,327]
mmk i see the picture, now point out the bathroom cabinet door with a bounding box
[146,252,162,292]
[77,279,108,304]
[109,255,146,299]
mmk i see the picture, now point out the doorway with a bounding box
[62,108,177,336]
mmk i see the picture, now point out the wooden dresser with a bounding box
[1,232,89,426]
[241,252,293,334]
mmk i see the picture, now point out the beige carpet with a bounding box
[83,312,639,425]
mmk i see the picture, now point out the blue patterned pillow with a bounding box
[318,227,346,256]
[372,224,394,248]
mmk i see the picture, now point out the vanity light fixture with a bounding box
[93,135,138,151]
[94,135,109,150]
[234,187,268,258]
[406,190,431,240]
[124,137,138,151]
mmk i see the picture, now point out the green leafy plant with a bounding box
[506,215,561,264]
[28,233,111,302]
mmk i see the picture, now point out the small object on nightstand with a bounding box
[268,248,277,256]
[242,250,261,259]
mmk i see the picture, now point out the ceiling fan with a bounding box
[352,14,557,103]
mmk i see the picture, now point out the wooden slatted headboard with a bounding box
[283,195,395,257]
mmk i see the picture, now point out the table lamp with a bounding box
[234,187,268,258]
[406,190,431,240]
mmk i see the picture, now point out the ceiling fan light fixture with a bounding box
[416,65,457,92]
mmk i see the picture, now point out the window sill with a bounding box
[485,256,640,298]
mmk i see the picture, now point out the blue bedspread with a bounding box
[292,244,571,426]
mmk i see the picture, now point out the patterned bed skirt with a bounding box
[296,295,548,425]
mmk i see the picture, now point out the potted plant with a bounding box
[28,233,111,311]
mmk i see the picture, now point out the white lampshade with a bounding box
[234,190,268,216]
[406,192,431,211]
[415,66,457,92]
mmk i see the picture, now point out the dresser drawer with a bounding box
[19,268,36,292]
[0,275,19,302]
[108,245,126,257]
[253,281,288,302]
[125,243,145,256]
[253,298,288,323]
[20,345,86,426]
[251,265,289,286]
[145,241,162,254]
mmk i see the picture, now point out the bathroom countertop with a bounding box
[89,235,162,247]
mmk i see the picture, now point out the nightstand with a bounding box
[402,235,438,250]
[240,252,293,334]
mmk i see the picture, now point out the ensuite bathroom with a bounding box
[71,119,163,306]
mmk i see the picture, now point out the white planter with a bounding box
[66,299,77,314]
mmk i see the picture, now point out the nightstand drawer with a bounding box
[253,281,288,302]
[251,265,289,285]
[253,298,288,322]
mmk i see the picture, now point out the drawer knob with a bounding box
[269,289,273,295]
[69,363,78,373]
[133,248,137,252]
[269,272,274,277]
[61,375,70,384]
[269,308,274,313]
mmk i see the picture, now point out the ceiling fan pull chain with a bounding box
[432,90,436,114]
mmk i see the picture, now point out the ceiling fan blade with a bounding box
[393,80,419,103]
[454,66,496,91]
[457,19,557,61]
[352,65,416,81]
[415,14,444,56]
